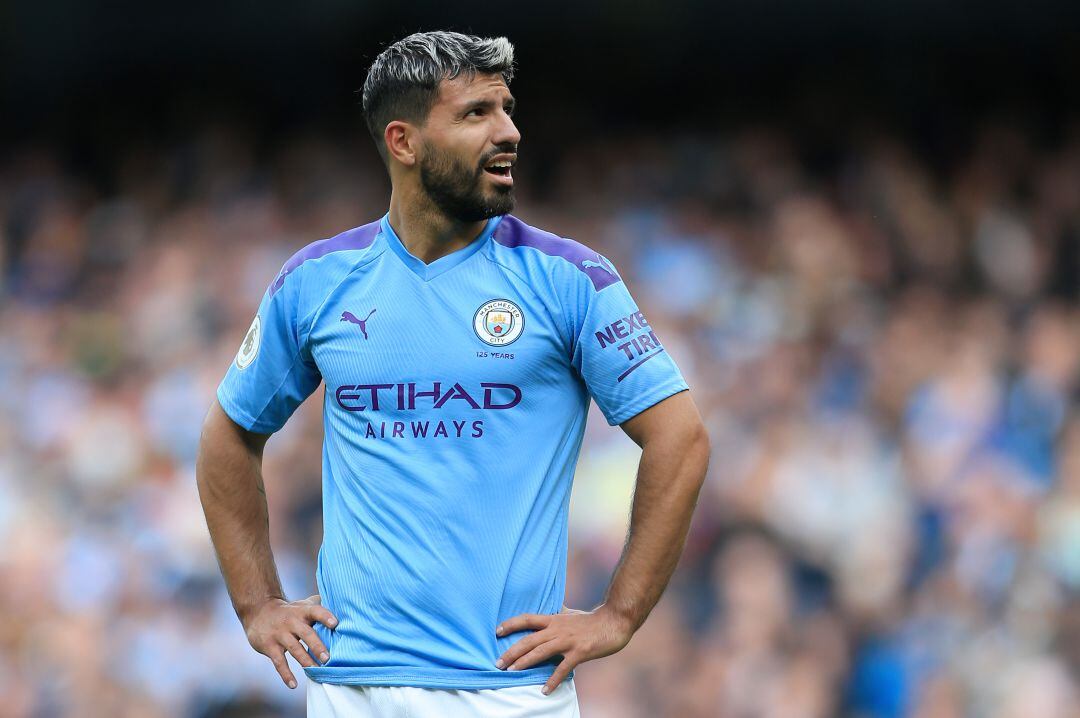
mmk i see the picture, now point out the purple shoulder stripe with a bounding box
[492,215,621,291]
[268,220,381,297]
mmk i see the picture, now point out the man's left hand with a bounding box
[495,605,634,695]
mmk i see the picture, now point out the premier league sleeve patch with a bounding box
[473,299,524,346]
[235,314,262,369]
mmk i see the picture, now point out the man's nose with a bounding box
[494,111,521,147]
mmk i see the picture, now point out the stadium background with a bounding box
[4,2,1080,716]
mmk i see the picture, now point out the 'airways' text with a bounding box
[357,419,485,440]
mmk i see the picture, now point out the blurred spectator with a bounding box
[4,118,1080,716]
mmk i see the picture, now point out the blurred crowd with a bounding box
[2,118,1080,717]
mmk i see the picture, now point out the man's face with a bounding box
[416,72,520,223]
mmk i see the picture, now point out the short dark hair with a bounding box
[361,31,516,163]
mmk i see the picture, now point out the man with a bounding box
[196,31,710,718]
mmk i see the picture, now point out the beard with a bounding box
[419,143,515,223]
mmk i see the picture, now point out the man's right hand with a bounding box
[242,594,339,689]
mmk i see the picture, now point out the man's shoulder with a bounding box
[491,214,621,292]
[268,218,384,297]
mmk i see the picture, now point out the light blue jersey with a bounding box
[217,213,689,689]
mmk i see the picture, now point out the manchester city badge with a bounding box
[473,299,524,346]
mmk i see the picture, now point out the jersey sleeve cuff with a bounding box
[216,384,280,434]
[600,379,690,427]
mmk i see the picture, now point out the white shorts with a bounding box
[307,678,580,717]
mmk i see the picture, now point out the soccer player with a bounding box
[196,31,710,717]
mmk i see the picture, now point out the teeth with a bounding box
[487,160,512,168]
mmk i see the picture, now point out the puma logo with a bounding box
[581,256,616,275]
[341,309,377,340]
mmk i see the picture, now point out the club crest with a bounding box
[473,299,524,346]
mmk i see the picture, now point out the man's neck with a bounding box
[387,186,490,264]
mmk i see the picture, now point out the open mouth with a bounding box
[482,156,515,182]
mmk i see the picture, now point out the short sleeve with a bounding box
[216,265,322,434]
[569,256,689,426]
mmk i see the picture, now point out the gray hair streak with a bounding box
[362,31,516,162]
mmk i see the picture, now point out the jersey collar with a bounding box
[379,213,504,282]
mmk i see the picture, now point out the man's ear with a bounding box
[385,121,418,167]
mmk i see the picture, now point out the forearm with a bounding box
[195,401,284,626]
[600,423,709,633]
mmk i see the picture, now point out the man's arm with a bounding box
[196,400,338,689]
[495,390,710,694]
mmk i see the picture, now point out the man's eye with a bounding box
[467,108,484,117]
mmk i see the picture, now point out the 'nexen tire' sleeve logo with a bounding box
[593,310,667,382]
